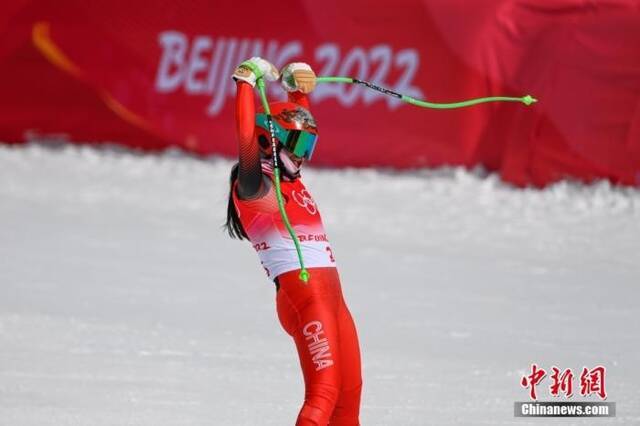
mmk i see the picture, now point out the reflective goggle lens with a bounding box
[256,114,318,160]
[285,130,318,160]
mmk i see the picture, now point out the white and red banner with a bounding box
[2,0,639,186]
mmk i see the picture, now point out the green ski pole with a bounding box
[316,76,537,108]
[256,77,310,283]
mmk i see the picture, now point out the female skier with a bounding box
[225,57,362,426]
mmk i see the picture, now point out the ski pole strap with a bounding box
[316,76,537,108]
[256,78,310,283]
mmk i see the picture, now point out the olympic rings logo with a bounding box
[291,189,317,215]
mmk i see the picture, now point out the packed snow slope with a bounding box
[1,144,639,425]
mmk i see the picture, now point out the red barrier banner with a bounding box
[1,0,639,186]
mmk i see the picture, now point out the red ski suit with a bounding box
[232,81,362,425]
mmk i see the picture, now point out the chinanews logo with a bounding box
[514,363,616,418]
[153,31,425,116]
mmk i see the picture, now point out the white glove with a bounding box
[232,57,279,87]
[280,62,317,94]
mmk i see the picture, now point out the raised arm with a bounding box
[231,59,316,199]
[234,80,262,199]
[231,58,280,200]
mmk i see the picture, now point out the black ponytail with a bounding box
[224,163,248,240]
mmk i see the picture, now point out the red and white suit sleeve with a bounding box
[235,81,263,198]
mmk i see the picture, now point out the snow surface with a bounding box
[1,143,639,425]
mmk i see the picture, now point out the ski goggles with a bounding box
[256,114,319,160]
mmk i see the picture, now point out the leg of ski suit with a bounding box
[276,267,362,426]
